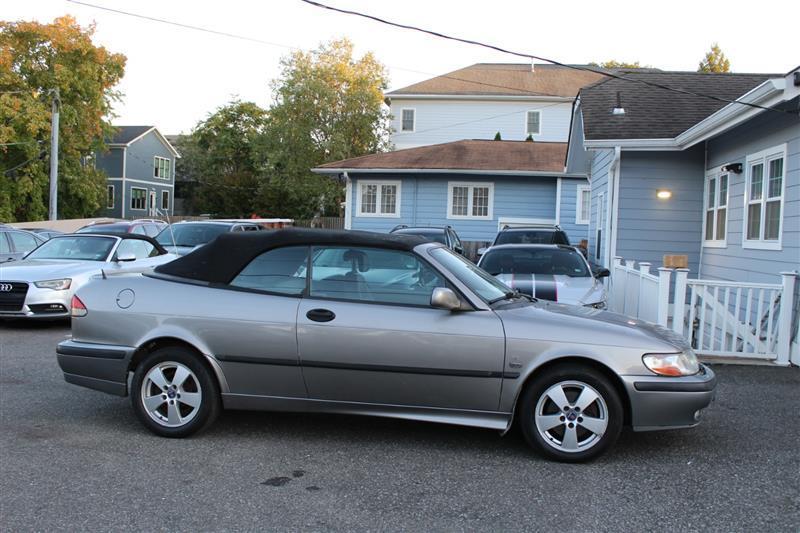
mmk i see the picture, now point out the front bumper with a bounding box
[0,285,71,319]
[56,339,136,397]
[621,364,716,431]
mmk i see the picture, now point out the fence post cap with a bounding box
[675,268,690,272]
[657,266,671,271]
[778,271,798,277]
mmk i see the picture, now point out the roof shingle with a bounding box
[110,125,154,144]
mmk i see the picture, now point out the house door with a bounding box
[149,191,156,216]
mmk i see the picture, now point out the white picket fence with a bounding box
[609,257,799,366]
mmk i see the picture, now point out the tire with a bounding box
[518,364,623,463]
[130,347,220,438]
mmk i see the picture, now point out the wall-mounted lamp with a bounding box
[721,163,743,174]
[656,189,672,200]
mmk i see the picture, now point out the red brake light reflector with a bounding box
[71,295,87,317]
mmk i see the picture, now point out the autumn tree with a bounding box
[259,38,391,218]
[0,16,125,221]
[177,100,268,217]
[590,60,645,69]
[698,43,731,73]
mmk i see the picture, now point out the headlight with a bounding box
[584,301,606,309]
[642,351,700,376]
[34,278,72,290]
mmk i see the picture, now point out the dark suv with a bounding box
[478,225,571,258]
[390,225,464,255]
[76,219,168,238]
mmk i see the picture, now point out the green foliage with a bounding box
[0,16,125,221]
[698,43,731,73]
[493,131,502,140]
[589,60,645,69]
[177,100,268,217]
[525,134,533,142]
[259,38,391,218]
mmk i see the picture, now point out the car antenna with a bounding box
[157,206,177,250]
[101,268,107,279]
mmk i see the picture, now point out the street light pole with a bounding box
[48,88,60,221]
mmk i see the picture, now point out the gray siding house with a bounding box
[567,67,799,283]
[96,126,179,218]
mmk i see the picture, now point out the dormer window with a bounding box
[526,111,541,135]
[401,109,415,132]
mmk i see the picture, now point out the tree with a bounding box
[0,16,125,221]
[259,38,391,218]
[698,43,731,73]
[177,100,269,217]
[493,132,502,140]
[589,60,645,69]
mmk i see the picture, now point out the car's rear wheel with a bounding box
[131,347,220,438]
[518,364,623,462]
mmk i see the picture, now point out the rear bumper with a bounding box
[621,364,716,431]
[56,339,136,397]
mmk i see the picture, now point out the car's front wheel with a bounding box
[131,347,220,438]
[518,364,623,462]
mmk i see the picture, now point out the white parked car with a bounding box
[477,244,608,308]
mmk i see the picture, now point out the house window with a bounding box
[703,173,728,246]
[154,156,171,180]
[448,182,493,220]
[401,109,415,132]
[526,111,541,135]
[161,190,170,211]
[357,180,401,217]
[576,185,590,224]
[130,187,147,210]
[106,185,115,209]
[744,144,785,250]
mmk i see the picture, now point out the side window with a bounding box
[0,234,11,253]
[115,240,153,260]
[131,225,147,235]
[230,246,308,295]
[310,246,446,306]
[9,231,39,253]
[553,232,570,245]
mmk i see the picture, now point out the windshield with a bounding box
[494,230,569,245]
[481,247,590,277]
[77,223,130,233]
[25,236,116,261]
[429,247,508,302]
[395,230,447,244]
[156,224,230,247]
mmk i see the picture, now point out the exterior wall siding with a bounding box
[588,148,614,265]
[390,98,573,150]
[349,173,583,243]
[615,146,706,274]
[95,147,124,178]
[125,131,175,187]
[701,108,800,283]
[558,177,590,245]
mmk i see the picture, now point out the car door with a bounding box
[296,245,506,411]
[7,231,41,261]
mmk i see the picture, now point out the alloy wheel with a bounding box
[534,380,608,453]
[140,361,203,428]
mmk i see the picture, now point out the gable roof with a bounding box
[109,125,180,157]
[387,63,608,99]
[314,140,568,174]
[579,71,775,140]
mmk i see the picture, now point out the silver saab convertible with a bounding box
[57,229,715,462]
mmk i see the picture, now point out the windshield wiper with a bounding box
[489,289,538,305]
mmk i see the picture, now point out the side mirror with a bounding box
[454,245,464,255]
[476,247,487,257]
[594,268,610,278]
[116,252,136,262]
[430,287,461,311]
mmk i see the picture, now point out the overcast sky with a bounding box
[6,0,799,134]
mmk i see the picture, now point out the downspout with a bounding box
[698,141,708,277]
[605,146,621,266]
[343,172,352,230]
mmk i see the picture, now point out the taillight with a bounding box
[71,295,88,318]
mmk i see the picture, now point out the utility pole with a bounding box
[49,88,60,221]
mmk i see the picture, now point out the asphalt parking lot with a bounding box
[1,321,798,532]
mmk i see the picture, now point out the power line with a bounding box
[64,0,568,99]
[298,0,796,116]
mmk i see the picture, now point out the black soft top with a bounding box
[154,228,428,284]
[55,232,168,255]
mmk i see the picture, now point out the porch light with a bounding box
[656,189,672,200]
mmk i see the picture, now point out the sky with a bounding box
[6,0,799,134]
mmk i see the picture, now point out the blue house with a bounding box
[313,140,591,251]
[96,126,179,218]
[566,67,799,283]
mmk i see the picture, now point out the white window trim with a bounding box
[161,190,170,210]
[575,184,590,225]
[400,108,415,133]
[447,182,494,220]
[525,110,541,136]
[742,143,786,251]
[356,180,401,218]
[153,156,171,180]
[130,187,147,211]
[106,184,115,209]
[702,171,729,248]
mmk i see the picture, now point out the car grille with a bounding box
[0,282,29,312]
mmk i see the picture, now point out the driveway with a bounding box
[1,322,798,531]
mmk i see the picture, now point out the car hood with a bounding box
[0,259,106,281]
[494,300,690,352]
[494,273,604,305]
